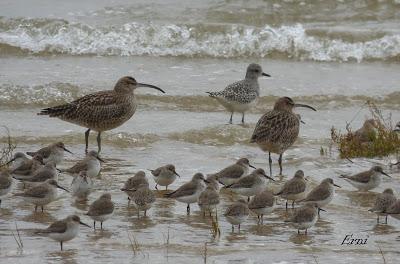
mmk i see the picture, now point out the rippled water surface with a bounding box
[1,1,400,263]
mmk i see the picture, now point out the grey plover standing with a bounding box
[71,171,94,201]
[62,150,104,178]
[11,154,44,177]
[198,185,220,218]
[35,215,90,251]
[354,119,379,143]
[285,203,322,235]
[131,183,156,217]
[86,193,114,230]
[299,178,340,214]
[275,170,308,210]
[224,168,274,201]
[386,199,400,221]
[368,188,396,224]
[251,97,316,176]
[27,142,72,165]
[5,152,29,171]
[149,164,180,190]
[38,76,165,153]
[211,158,255,186]
[165,173,208,214]
[207,63,270,124]
[121,171,149,205]
[340,166,391,191]
[224,199,250,232]
[0,171,13,207]
[14,179,69,212]
[248,189,274,224]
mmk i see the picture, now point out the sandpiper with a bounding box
[121,171,149,205]
[71,171,94,201]
[250,97,316,176]
[165,173,208,214]
[131,183,156,217]
[340,166,390,191]
[14,179,69,212]
[211,158,255,186]
[38,76,165,153]
[149,164,180,190]
[15,161,58,184]
[86,193,114,229]
[11,154,44,177]
[224,168,275,201]
[62,150,104,178]
[198,185,220,218]
[207,64,270,124]
[299,178,340,214]
[248,189,274,224]
[4,152,29,171]
[35,215,90,250]
[224,199,250,232]
[205,174,220,191]
[386,199,400,221]
[368,188,396,224]
[27,142,72,165]
[275,170,308,210]
[285,203,323,235]
[0,171,13,207]
[354,119,379,143]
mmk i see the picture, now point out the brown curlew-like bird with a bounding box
[250,97,316,176]
[38,76,165,153]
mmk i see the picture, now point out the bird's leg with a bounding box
[41,206,44,212]
[101,222,103,230]
[145,210,147,217]
[155,184,158,190]
[305,229,308,235]
[0,199,2,207]
[285,201,288,211]
[238,224,241,232]
[268,152,273,177]
[97,132,102,153]
[247,196,250,202]
[229,113,233,124]
[165,185,168,191]
[318,208,321,216]
[187,204,190,214]
[292,200,295,209]
[278,154,283,176]
[35,205,38,212]
[127,197,131,207]
[377,215,379,223]
[261,215,264,224]
[60,241,63,251]
[241,113,245,124]
[93,221,96,230]
[231,225,234,233]
[385,215,388,224]
[85,129,91,154]
[297,229,300,234]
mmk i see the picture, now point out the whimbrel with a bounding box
[207,64,270,124]
[251,97,316,176]
[38,76,165,153]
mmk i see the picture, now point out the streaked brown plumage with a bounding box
[198,185,220,217]
[38,76,165,153]
[250,97,316,176]
[285,203,320,235]
[369,188,396,224]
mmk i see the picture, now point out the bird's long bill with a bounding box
[56,184,70,192]
[96,156,106,163]
[262,72,271,77]
[249,164,257,169]
[80,221,91,228]
[137,83,166,94]
[4,157,16,165]
[294,103,317,111]
[381,171,391,178]
[263,174,275,181]
[174,171,181,177]
[319,208,327,212]
[63,147,73,154]
[333,183,341,188]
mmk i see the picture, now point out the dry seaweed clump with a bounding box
[0,126,16,167]
[331,102,400,159]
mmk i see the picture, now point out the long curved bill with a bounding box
[137,83,166,94]
[4,157,17,166]
[56,184,70,193]
[381,171,391,178]
[80,221,91,228]
[294,103,317,111]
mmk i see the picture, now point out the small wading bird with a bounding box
[368,188,396,224]
[27,142,72,165]
[149,164,180,190]
[38,76,165,153]
[339,166,391,191]
[207,63,270,124]
[251,97,316,176]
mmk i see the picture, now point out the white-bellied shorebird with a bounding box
[224,199,250,232]
[250,97,316,176]
[62,150,104,178]
[224,168,275,201]
[38,76,165,153]
[4,152,29,171]
[248,189,274,224]
[86,193,114,230]
[11,154,44,177]
[299,178,340,214]
[71,171,93,201]
[14,179,69,212]
[0,171,13,207]
[368,188,396,224]
[198,185,220,218]
[149,164,180,190]
[285,203,323,235]
[131,183,156,217]
[340,166,390,191]
[121,171,148,205]
[207,64,270,124]
[165,173,208,214]
[275,170,308,210]
[35,215,90,250]
[211,158,255,186]
[27,142,72,165]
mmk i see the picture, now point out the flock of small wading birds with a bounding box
[1,63,400,251]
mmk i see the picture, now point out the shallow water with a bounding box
[1,0,400,263]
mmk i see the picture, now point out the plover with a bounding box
[62,150,104,178]
[86,193,114,229]
[368,188,396,224]
[248,189,275,224]
[340,166,390,191]
[275,170,308,210]
[207,63,270,124]
[224,199,250,232]
[251,97,316,176]
[211,158,255,186]
[285,203,323,235]
[149,164,180,190]
[27,142,72,165]
[38,76,165,153]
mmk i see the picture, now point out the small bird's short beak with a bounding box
[80,221,91,228]
[333,183,341,188]
[262,72,271,77]
[96,156,105,163]
[137,83,166,93]
[56,184,70,192]
[249,164,257,169]
[294,103,317,111]
[63,147,73,154]
[174,171,181,177]
[381,171,391,178]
